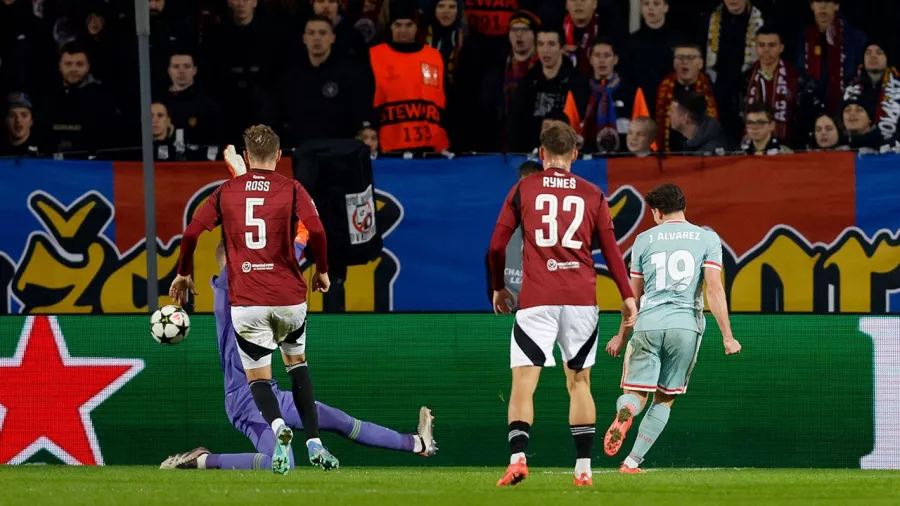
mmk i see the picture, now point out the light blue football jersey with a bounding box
[630,220,723,333]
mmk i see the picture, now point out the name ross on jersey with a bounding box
[655,231,701,241]
[245,180,270,192]
[542,176,576,189]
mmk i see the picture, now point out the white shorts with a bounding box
[511,305,599,370]
[231,303,308,369]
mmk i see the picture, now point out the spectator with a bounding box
[740,102,792,154]
[43,42,119,154]
[356,125,379,156]
[581,39,640,153]
[161,52,223,146]
[79,3,119,87]
[282,16,374,146]
[841,94,891,150]
[453,9,539,153]
[510,27,588,152]
[656,43,718,152]
[504,11,540,116]
[809,112,846,149]
[202,0,283,144]
[563,0,626,78]
[626,116,657,156]
[844,41,900,143]
[670,90,733,154]
[151,101,175,144]
[744,24,800,147]
[793,0,865,115]
[425,0,465,86]
[355,0,392,44]
[628,0,684,115]
[148,0,195,91]
[0,93,41,156]
[370,0,449,152]
[704,0,764,140]
[311,0,369,61]
[0,0,43,96]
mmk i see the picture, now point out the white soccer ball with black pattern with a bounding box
[150,305,191,345]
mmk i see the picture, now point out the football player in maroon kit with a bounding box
[489,124,637,487]
[171,125,337,475]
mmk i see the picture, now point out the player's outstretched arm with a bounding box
[607,277,643,357]
[705,267,741,355]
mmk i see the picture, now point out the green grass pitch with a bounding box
[2,467,900,506]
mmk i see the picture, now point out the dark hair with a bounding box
[169,50,196,64]
[674,91,708,125]
[305,14,335,31]
[745,102,775,121]
[673,43,703,54]
[645,184,686,215]
[756,23,781,41]
[591,37,617,55]
[540,124,579,157]
[60,41,88,60]
[536,26,564,45]
[518,160,542,179]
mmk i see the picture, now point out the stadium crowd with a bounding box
[2,0,900,159]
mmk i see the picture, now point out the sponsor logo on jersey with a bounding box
[241,261,251,273]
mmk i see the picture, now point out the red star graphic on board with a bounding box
[0,316,144,465]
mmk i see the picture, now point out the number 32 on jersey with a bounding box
[534,194,585,249]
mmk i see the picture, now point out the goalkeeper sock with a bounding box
[626,403,671,466]
[287,362,320,440]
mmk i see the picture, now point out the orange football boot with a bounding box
[573,472,593,487]
[619,463,646,474]
[496,457,529,486]
[604,404,636,456]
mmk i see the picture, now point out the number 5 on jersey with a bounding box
[245,198,266,249]
[535,194,585,249]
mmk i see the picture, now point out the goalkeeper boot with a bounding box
[417,406,438,457]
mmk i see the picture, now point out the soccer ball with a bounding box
[150,305,191,345]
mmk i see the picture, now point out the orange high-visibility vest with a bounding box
[370,43,450,153]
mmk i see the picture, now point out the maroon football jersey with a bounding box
[492,168,632,309]
[190,169,318,307]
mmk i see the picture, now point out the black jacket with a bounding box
[684,117,736,154]
[162,85,224,146]
[281,52,374,148]
[510,58,589,153]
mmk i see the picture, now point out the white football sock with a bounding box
[575,458,591,476]
[197,453,208,470]
[413,436,424,453]
[510,452,526,465]
[306,438,322,447]
[624,456,641,469]
[271,418,285,435]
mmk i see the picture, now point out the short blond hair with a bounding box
[632,116,658,140]
[243,124,280,163]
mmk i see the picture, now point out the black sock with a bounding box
[571,424,595,459]
[508,421,530,455]
[287,362,319,439]
[249,380,283,426]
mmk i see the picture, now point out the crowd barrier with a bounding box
[0,153,898,314]
[0,314,897,468]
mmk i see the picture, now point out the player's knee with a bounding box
[566,371,591,394]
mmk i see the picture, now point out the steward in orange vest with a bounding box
[370,0,450,153]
